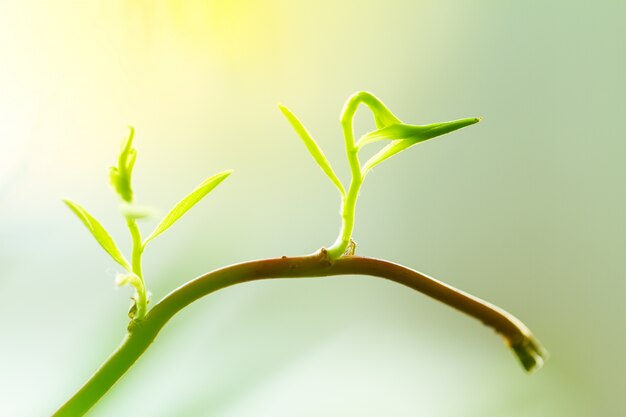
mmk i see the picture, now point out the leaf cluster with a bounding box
[279,92,479,258]
[64,127,231,319]
[280,92,479,194]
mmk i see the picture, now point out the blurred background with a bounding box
[1,0,625,416]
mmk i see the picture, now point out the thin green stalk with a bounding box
[328,179,361,258]
[53,251,545,416]
[327,93,366,258]
[126,218,147,319]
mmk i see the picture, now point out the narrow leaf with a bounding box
[279,104,346,196]
[144,170,232,245]
[357,124,409,149]
[63,199,131,271]
[362,118,479,175]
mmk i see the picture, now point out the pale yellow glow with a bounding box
[120,0,285,69]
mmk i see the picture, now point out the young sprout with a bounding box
[280,91,479,259]
[64,127,232,322]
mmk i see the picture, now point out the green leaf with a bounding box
[63,199,131,271]
[361,117,480,175]
[144,170,232,245]
[279,104,346,196]
[356,124,413,148]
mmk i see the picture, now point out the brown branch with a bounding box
[54,250,546,416]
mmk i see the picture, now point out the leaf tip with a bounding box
[277,103,291,118]
[62,198,78,210]
[216,169,234,181]
[126,125,135,140]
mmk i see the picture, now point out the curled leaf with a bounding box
[279,104,346,196]
[63,199,131,271]
[110,127,137,202]
[143,170,232,246]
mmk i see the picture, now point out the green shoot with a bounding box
[63,127,232,322]
[281,92,480,259]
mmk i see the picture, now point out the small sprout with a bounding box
[283,92,479,259]
[64,128,232,324]
[63,199,131,271]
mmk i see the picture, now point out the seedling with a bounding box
[64,127,231,323]
[280,91,480,258]
[54,92,546,416]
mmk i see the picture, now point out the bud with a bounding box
[109,127,137,202]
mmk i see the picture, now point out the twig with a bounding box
[53,250,546,416]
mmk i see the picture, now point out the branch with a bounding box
[53,250,546,416]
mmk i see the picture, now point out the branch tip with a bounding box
[511,336,548,372]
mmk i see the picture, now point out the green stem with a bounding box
[326,92,404,258]
[327,179,361,258]
[53,251,546,416]
[327,93,365,258]
[126,218,147,319]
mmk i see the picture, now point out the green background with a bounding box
[1,1,625,415]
